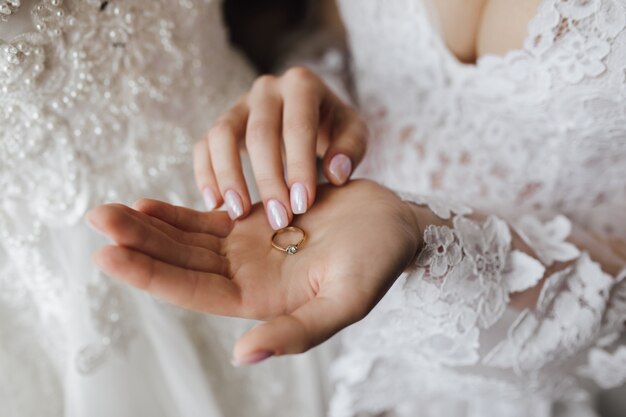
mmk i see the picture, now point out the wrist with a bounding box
[402,199,456,264]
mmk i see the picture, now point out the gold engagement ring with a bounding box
[271,226,306,255]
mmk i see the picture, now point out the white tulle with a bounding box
[0,1,335,416]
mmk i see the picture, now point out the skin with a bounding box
[193,0,546,230]
[430,0,544,63]
[193,67,367,229]
[88,180,423,364]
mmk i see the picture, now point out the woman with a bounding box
[0,1,334,416]
[90,0,626,416]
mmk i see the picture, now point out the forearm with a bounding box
[403,196,626,311]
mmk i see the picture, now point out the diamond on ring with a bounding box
[271,227,306,255]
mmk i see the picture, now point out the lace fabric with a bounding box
[326,0,626,415]
[2,0,625,415]
[0,2,335,416]
[330,196,626,417]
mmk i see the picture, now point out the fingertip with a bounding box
[224,189,245,220]
[231,350,275,367]
[266,199,290,230]
[234,315,311,359]
[289,182,309,215]
[202,187,219,211]
[131,198,151,211]
[232,323,278,366]
[326,153,352,185]
[85,205,116,238]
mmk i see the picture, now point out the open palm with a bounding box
[88,180,421,364]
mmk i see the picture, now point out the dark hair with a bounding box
[222,0,313,72]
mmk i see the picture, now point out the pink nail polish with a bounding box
[232,351,274,366]
[290,183,308,215]
[329,154,352,185]
[267,199,288,230]
[225,190,244,220]
[202,187,217,211]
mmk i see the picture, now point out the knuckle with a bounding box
[346,133,366,154]
[354,118,369,138]
[251,74,276,93]
[287,159,314,177]
[284,66,317,84]
[358,123,371,145]
[254,175,282,192]
[212,167,239,185]
[208,120,235,142]
[283,118,317,140]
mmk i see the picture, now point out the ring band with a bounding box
[271,226,306,255]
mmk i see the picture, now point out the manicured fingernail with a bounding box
[225,190,244,220]
[290,183,308,215]
[267,199,288,230]
[202,187,217,211]
[329,154,352,184]
[232,351,274,367]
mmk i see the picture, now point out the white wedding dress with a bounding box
[322,0,626,416]
[2,0,626,417]
[0,1,335,417]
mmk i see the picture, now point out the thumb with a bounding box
[322,114,368,186]
[232,292,366,366]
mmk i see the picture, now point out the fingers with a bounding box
[281,68,322,215]
[93,245,241,315]
[88,205,228,275]
[207,100,251,220]
[196,67,368,226]
[321,99,368,186]
[246,75,291,230]
[133,199,233,237]
[125,204,221,252]
[193,139,221,211]
[232,284,368,365]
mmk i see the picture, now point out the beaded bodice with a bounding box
[1,0,253,229]
[0,2,257,414]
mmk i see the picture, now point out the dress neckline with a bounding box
[422,0,551,73]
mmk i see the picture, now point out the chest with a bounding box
[341,0,626,234]
[429,0,544,63]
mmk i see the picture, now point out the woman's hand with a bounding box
[194,67,367,230]
[87,180,421,365]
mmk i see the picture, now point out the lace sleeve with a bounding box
[330,194,626,417]
[409,195,626,380]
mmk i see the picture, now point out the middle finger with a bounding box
[246,76,291,230]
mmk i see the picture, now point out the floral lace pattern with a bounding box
[578,346,626,389]
[416,225,461,277]
[345,0,626,237]
[330,196,626,417]
[327,1,626,414]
